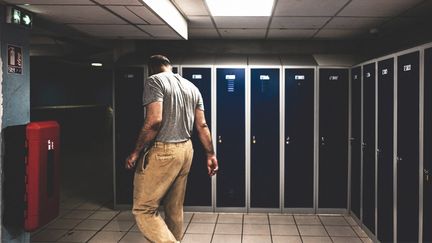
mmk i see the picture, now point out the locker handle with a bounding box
[320,137,325,146]
[286,137,290,145]
[425,169,430,182]
[397,157,403,162]
[218,136,222,144]
[252,136,256,144]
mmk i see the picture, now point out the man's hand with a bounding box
[207,155,218,176]
[125,152,139,170]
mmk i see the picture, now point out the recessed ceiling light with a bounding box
[205,0,274,16]
[24,3,30,6]
[91,63,103,67]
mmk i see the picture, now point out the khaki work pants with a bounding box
[133,140,193,243]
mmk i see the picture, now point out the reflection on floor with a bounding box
[31,197,373,243]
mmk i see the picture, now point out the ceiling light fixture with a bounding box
[205,0,274,16]
[91,63,103,67]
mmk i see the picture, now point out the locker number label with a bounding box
[192,74,202,80]
[329,76,339,81]
[295,75,305,80]
[260,75,270,80]
[403,64,411,72]
[382,69,388,75]
[354,75,358,80]
[366,72,371,78]
[226,75,236,80]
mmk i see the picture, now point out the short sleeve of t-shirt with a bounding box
[196,90,205,111]
[143,77,164,106]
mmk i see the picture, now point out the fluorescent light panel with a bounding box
[206,0,274,16]
[141,0,188,39]
[91,63,103,67]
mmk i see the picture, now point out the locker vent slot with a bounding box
[227,80,235,92]
[192,74,202,80]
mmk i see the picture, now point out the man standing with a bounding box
[125,55,218,243]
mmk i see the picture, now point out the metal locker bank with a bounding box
[350,66,362,221]
[424,47,432,243]
[318,68,349,211]
[180,58,214,209]
[215,56,247,210]
[362,62,376,234]
[248,56,281,210]
[283,64,315,212]
[377,57,395,243]
[397,51,420,242]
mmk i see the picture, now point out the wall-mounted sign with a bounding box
[6,6,33,28]
[7,45,23,74]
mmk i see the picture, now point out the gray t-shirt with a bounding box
[143,71,204,143]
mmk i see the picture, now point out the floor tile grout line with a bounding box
[292,214,304,243]
[267,213,274,243]
[318,214,334,243]
[241,213,244,243]
[83,210,122,243]
[209,213,219,243]
[181,212,195,241]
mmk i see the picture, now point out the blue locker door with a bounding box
[284,68,314,208]
[350,67,362,219]
[377,58,394,243]
[362,63,376,234]
[216,68,246,207]
[250,68,280,208]
[319,68,349,209]
[114,67,144,205]
[397,51,419,242]
[424,47,432,243]
[182,67,212,207]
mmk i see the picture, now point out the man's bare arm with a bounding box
[125,101,163,169]
[194,109,218,176]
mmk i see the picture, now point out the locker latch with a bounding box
[218,136,222,144]
[252,136,256,144]
[425,169,430,182]
[286,137,290,145]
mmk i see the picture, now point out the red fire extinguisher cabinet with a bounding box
[25,121,60,231]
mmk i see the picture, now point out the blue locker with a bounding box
[115,67,144,205]
[424,47,432,243]
[319,68,349,209]
[182,67,212,207]
[216,68,246,208]
[397,51,419,242]
[284,68,315,208]
[250,68,280,208]
[362,63,376,234]
[377,58,394,242]
[350,66,362,219]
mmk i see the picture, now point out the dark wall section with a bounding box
[30,57,112,107]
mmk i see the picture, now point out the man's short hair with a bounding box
[148,55,171,70]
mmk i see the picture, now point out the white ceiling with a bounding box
[3,0,432,40]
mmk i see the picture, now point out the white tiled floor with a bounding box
[34,137,373,243]
[31,197,373,243]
